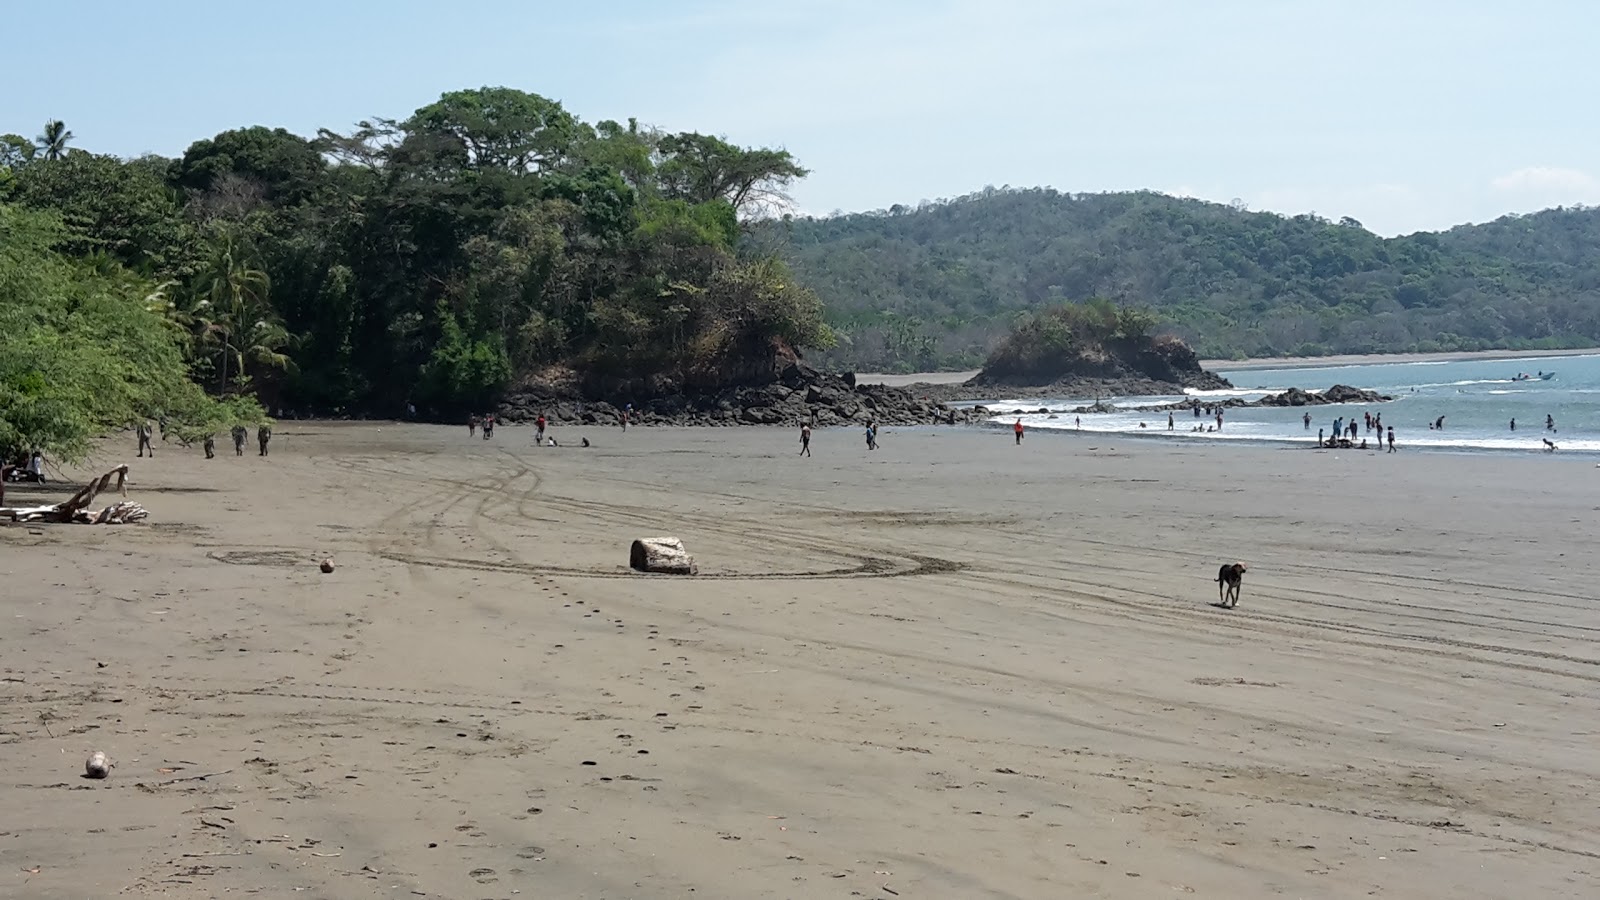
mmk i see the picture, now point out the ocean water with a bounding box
[979,353,1600,454]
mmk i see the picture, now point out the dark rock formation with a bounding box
[1113,384,1392,414]
[969,333,1232,393]
[497,360,979,428]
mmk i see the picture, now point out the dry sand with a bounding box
[3,422,1599,899]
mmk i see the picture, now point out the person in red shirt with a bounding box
[1014,418,1024,445]
[535,413,547,445]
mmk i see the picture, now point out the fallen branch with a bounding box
[1,465,145,524]
[136,769,234,789]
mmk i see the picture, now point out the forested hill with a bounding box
[774,188,1600,371]
[3,88,829,426]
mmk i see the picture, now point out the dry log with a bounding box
[1,465,138,524]
[630,537,698,575]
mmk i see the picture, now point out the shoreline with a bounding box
[857,347,1600,383]
[1203,346,1600,371]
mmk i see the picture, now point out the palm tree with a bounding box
[194,237,288,393]
[34,120,74,161]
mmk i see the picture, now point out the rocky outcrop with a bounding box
[497,361,979,428]
[970,333,1233,393]
[1110,384,1392,414]
[1259,384,1389,406]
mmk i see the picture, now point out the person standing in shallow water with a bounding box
[1510,418,1516,431]
[1168,412,1174,431]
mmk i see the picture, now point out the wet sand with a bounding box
[3,423,1599,898]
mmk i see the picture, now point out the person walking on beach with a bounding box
[231,425,248,456]
[1014,418,1024,445]
[1318,428,1324,447]
[1387,426,1396,452]
[865,421,878,451]
[257,424,272,457]
[136,421,155,458]
[535,413,547,445]
[203,434,215,459]
[799,423,812,457]
[620,408,629,432]
[468,414,479,437]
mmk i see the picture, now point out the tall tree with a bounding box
[193,235,284,393]
[656,132,808,219]
[35,120,74,161]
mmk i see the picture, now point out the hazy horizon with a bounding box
[10,0,1597,237]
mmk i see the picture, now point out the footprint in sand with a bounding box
[469,867,498,883]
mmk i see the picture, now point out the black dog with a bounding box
[1215,562,1247,608]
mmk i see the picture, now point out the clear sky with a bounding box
[10,0,1597,236]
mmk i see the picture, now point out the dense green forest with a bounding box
[775,188,1600,371]
[2,87,830,453]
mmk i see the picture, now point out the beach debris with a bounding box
[85,750,111,779]
[629,536,698,575]
[1,465,148,524]
[319,558,335,573]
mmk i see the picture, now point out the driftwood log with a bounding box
[630,537,698,575]
[1,465,146,524]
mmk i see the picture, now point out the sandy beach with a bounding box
[4,422,1598,898]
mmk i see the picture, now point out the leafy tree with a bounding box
[174,126,326,207]
[0,203,260,462]
[13,152,196,276]
[657,132,808,217]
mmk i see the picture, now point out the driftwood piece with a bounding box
[630,537,698,575]
[2,465,139,524]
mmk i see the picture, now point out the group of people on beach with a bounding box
[1313,411,1395,451]
[133,419,270,459]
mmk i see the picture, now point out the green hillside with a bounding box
[773,188,1600,371]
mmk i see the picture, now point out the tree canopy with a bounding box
[2,91,830,426]
[775,188,1600,370]
[0,204,260,462]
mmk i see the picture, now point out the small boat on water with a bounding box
[1511,371,1555,382]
